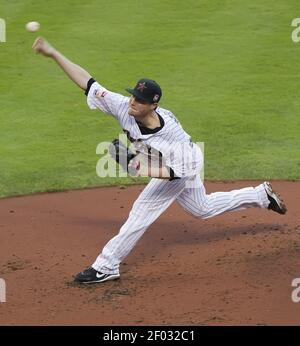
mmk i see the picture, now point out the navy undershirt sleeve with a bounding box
[168,167,180,181]
[85,78,96,96]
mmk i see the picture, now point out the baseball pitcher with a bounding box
[32,37,287,284]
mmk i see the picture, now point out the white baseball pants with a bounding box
[92,176,269,274]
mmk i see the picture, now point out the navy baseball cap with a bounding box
[126,78,162,104]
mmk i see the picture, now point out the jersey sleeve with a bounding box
[85,79,129,120]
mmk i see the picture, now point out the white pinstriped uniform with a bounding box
[86,82,270,275]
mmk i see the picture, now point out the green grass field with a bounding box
[1,0,299,198]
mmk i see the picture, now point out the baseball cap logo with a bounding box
[137,82,147,92]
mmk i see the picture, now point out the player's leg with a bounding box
[74,177,188,283]
[176,175,272,219]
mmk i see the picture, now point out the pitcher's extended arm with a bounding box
[32,37,91,90]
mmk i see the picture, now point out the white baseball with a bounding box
[26,21,40,33]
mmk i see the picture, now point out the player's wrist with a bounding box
[50,48,59,59]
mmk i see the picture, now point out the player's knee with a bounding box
[189,208,207,219]
[190,204,212,219]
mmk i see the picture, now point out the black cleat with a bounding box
[263,182,287,215]
[74,267,120,284]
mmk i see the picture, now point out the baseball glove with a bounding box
[109,139,136,173]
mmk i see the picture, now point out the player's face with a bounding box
[129,96,157,118]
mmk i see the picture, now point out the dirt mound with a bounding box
[0,181,299,325]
